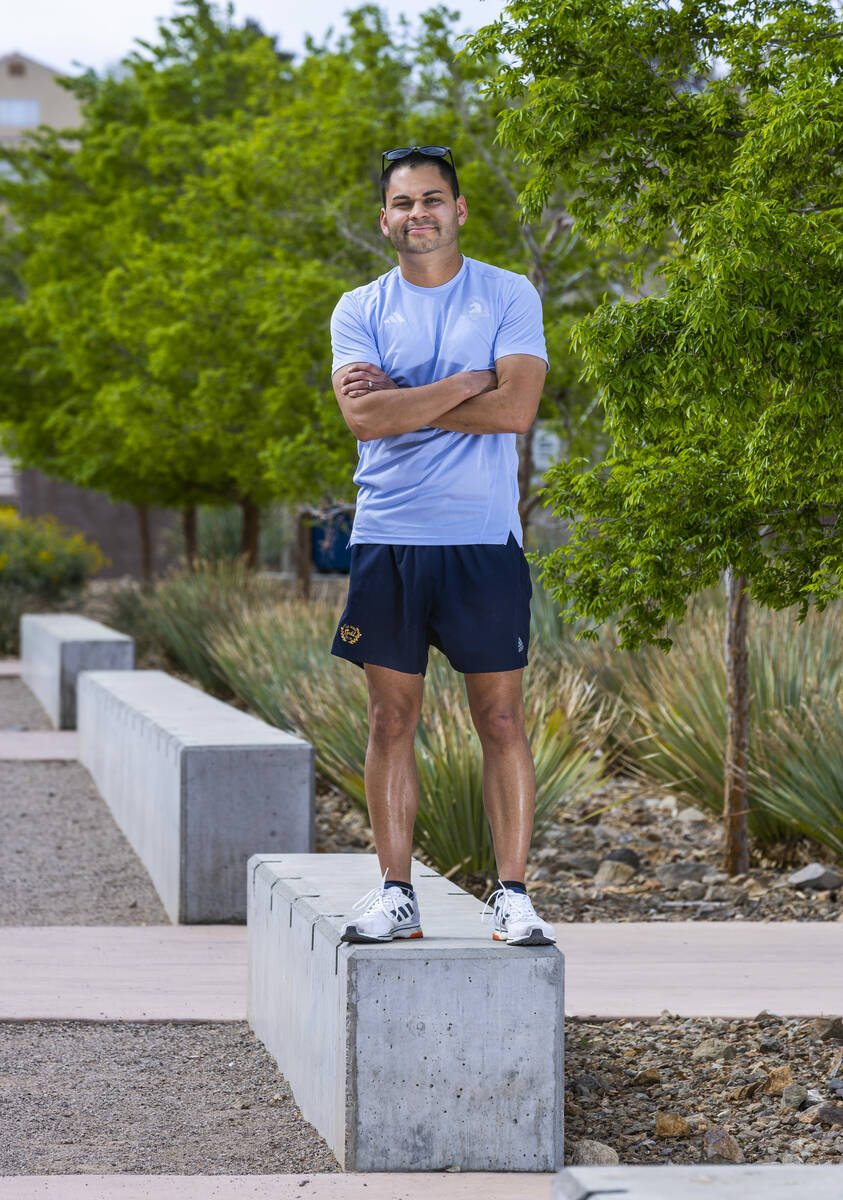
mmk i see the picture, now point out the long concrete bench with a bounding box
[554,1164,843,1199]
[78,671,314,923]
[20,613,134,728]
[248,853,565,1172]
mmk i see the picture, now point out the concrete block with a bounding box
[20,613,134,728]
[554,1164,843,1199]
[248,853,565,1172]
[78,671,314,923]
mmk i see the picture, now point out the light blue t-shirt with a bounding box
[331,255,547,546]
[331,258,547,549]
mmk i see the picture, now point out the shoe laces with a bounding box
[352,870,405,920]
[481,881,537,924]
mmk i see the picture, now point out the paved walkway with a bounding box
[2,921,840,1021]
[0,660,20,677]
[0,1175,551,1199]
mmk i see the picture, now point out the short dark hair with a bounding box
[380,151,460,204]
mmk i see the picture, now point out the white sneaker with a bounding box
[340,873,423,943]
[482,882,556,946]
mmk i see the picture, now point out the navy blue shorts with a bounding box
[331,535,532,675]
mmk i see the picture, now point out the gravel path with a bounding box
[0,677,51,731]
[0,1021,338,1174]
[0,761,168,925]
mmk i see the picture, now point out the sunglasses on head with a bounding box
[381,145,456,175]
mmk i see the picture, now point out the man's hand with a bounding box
[340,363,400,399]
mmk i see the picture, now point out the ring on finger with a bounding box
[368,380,373,390]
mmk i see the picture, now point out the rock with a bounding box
[632,1065,661,1087]
[781,1083,808,1110]
[754,1010,781,1026]
[730,1071,766,1100]
[796,1103,826,1125]
[787,863,843,891]
[692,1037,737,1063]
[677,805,708,824]
[780,1152,803,1164]
[705,884,745,902]
[703,1127,745,1163]
[561,853,599,876]
[758,1035,783,1053]
[655,1112,692,1137]
[815,1103,843,1127]
[806,1088,825,1105]
[828,1078,843,1097]
[593,859,637,887]
[655,861,709,889]
[605,847,641,871]
[702,871,729,885]
[813,1016,843,1042]
[678,880,707,900]
[569,1138,619,1165]
[687,1113,710,1133]
[571,1073,605,1098]
[765,1065,794,1096]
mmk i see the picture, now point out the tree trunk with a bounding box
[183,505,197,571]
[239,498,260,568]
[723,568,750,875]
[136,504,153,591]
[296,509,312,601]
[517,425,537,533]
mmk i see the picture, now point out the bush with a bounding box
[0,508,104,654]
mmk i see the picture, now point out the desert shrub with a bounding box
[0,508,104,654]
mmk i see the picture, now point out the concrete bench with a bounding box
[554,1165,843,1199]
[247,853,564,1172]
[78,671,314,923]
[20,613,134,728]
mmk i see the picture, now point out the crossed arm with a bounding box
[332,354,546,442]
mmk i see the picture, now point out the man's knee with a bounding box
[368,696,420,744]
[472,704,526,751]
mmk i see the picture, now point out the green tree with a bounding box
[0,1,352,575]
[469,0,843,870]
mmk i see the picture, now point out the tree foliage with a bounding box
[468,0,843,645]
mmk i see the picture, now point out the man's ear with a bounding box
[457,196,468,227]
[380,207,389,237]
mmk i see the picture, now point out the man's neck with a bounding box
[397,249,464,289]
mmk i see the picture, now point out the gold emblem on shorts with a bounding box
[340,623,362,645]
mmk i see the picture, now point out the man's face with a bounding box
[379,163,467,255]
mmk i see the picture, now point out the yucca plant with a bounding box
[602,593,843,846]
[131,560,280,695]
[211,602,614,878]
[753,700,843,859]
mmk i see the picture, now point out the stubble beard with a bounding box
[392,218,456,256]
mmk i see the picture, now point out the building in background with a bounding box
[0,51,176,577]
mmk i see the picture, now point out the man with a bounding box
[330,144,555,947]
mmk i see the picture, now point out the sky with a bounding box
[4,0,509,77]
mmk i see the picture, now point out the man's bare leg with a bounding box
[464,669,534,881]
[363,663,425,882]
